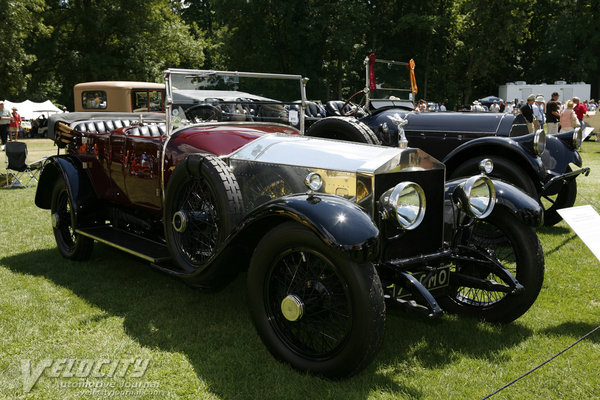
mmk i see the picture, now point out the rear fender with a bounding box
[35,155,98,224]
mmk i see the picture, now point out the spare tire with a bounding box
[164,154,244,288]
[305,116,381,145]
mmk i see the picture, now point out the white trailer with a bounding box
[499,81,591,103]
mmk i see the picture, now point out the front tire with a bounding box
[247,222,385,378]
[439,208,544,323]
[50,178,94,260]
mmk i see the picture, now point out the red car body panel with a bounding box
[69,122,300,216]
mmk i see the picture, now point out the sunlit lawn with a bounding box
[0,139,599,399]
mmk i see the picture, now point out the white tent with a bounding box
[2,99,62,120]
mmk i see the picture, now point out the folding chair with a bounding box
[4,142,45,188]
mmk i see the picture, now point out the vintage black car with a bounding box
[36,69,544,379]
[305,55,589,226]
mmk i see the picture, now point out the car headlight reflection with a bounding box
[380,182,426,230]
[459,176,496,219]
[533,129,546,156]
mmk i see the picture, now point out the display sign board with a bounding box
[558,205,600,261]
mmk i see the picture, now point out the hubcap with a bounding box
[281,294,304,322]
[172,210,188,233]
[51,212,60,228]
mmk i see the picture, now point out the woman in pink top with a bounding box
[560,100,578,132]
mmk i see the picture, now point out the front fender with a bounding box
[178,193,380,287]
[491,179,544,227]
[542,133,583,171]
[35,155,97,223]
[236,193,380,263]
[445,177,543,228]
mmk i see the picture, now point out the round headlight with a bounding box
[533,129,546,156]
[462,176,496,219]
[305,172,323,191]
[381,182,426,230]
[573,128,583,150]
[478,158,494,174]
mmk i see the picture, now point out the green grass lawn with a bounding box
[1,139,599,399]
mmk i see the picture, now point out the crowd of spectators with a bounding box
[517,92,597,134]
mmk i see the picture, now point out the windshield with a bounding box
[165,69,307,133]
[365,55,416,110]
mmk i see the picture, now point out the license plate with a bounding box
[387,267,450,299]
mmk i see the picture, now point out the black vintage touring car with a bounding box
[305,54,589,226]
[37,69,544,378]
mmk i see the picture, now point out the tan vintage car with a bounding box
[73,81,165,112]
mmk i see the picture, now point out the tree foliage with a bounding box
[2,0,598,109]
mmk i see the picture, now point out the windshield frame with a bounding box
[163,68,309,135]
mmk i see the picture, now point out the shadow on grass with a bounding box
[537,227,579,257]
[2,245,534,399]
[540,321,600,344]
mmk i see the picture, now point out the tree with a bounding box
[26,0,205,108]
[451,0,531,104]
[0,0,50,99]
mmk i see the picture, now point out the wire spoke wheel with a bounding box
[457,218,517,306]
[164,155,243,287]
[439,208,544,323]
[247,222,385,378]
[173,177,220,265]
[266,248,353,358]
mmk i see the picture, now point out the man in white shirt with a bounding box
[489,100,500,112]
[504,101,514,114]
[533,95,545,130]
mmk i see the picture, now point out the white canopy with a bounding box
[2,99,62,120]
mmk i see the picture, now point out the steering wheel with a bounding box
[184,104,222,122]
[341,90,367,117]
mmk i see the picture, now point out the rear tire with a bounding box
[247,222,385,378]
[50,178,94,260]
[305,116,381,145]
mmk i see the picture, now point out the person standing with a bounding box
[9,107,22,141]
[545,92,561,134]
[573,97,588,127]
[0,102,11,150]
[533,95,545,131]
[520,94,536,133]
[560,100,578,132]
[489,100,500,112]
[504,101,514,114]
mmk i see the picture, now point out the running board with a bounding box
[76,226,171,263]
